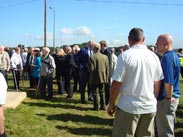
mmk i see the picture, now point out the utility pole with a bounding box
[44,0,47,47]
[49,6,56,53]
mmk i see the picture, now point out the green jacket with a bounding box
[88,52,109,85]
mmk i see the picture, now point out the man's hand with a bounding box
[107,103,116,117]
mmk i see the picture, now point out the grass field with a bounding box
[4,76,183,137]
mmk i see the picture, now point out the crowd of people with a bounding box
[0,27,182,137]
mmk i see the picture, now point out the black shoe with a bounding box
[66,95,72,98]
[88,97,93,101]
[81,100,86,104]
[100,106,106,110]
[93,108,99,111]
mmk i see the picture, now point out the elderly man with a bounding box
[107,28,163,137]
[88,42,109,110]
[155,34,181,137]
[75,41,94,104]
[0,45,10,82]
[39,47,56,99]
[0,72,8,137]
[100,40,112,105]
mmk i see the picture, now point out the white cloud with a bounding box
[109,39,126,47]
[35,32,53,41]
[61,28,73,34]
[117,33,124,37]
[24,33,32,38]
[61,26,94,38]
[35,35,43,40]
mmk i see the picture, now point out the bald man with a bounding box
[156,34,181,137]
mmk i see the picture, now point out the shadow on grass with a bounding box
[56,125,112,136]
[47,113,113,126]
[22,101,92,111]
[175,131,183,137]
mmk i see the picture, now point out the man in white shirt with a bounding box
[0,72,7,137]
[107,28,164,137]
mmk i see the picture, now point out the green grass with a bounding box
[4,76,183,137]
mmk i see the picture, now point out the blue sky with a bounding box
[0,0,183,48]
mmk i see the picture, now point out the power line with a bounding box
[0,0,39,9]
[76,0,183,6]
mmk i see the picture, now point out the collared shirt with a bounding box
[10,52,23,70]
[113,45,164,114]
[157,50,181,100]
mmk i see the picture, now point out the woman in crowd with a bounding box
[54,48,65,95]
[32,48,41,89]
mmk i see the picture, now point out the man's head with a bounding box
[99,40,107,51]
[0,46,4,54]
[88,41,94,50]
[128,28,145,46]
[156,34,173,54]
[93,42,101,53]
[42,47,50,56]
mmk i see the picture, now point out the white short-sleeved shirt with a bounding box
[0,73,7,105]
[112,45,163,114]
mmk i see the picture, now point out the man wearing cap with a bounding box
[39,47,56,99]
[107,28,163,136]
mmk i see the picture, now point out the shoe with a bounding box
[66,95,72,98]
[88,97,93,101]
[81,100,86,104]
[93,108,99,111]
[100,106,106,110]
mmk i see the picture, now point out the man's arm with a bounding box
[164,83,173,100]
[154,81,161,98]
[0,106,5,135]
[107,80,122,116]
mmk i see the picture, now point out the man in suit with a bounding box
[100,40,112,105]
[89,42,109,110]
[75,41,94,104]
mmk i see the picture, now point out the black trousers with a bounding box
[92,83,105,109]
[0,69,8,83]
[79,68,92,103]
[64,74,73,97]
[56,74,65,94]
[12,69,20,89]
[28,66,34,88]
[39,76,53,99]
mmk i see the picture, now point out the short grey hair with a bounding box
[128,28,144,42]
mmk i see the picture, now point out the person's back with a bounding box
[117,45,162,114]
[89,52,109,85]
[107,28,163,137]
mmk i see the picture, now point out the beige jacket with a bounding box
[0,51,10,71]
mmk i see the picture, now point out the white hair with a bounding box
[43,47,50,53]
